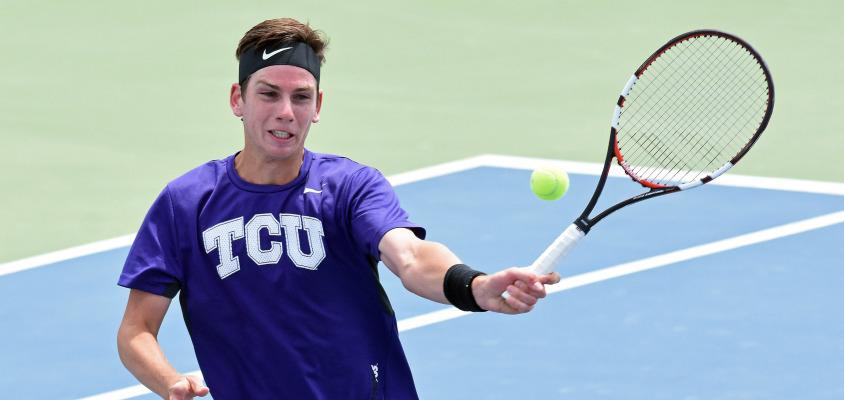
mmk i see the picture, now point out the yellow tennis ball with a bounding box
[530,166,570,201]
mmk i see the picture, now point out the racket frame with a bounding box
[516,29,774,284]
[575,29,774,235]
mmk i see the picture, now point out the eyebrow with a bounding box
[254,80,315,93]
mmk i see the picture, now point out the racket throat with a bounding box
[574,217,592,234]
[575,132,618,235]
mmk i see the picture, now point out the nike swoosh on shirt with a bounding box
[262,47,293,60]
[303,188,322,194]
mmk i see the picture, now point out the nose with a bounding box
[275,97,295,122]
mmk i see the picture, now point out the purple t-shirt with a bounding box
[119,149,425,399]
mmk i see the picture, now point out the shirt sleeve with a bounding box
[117,186,183,298]
[347,167,426,261]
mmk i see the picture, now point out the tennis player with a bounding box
[116,17,560,400]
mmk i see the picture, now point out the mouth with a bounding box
[268,130,294,141]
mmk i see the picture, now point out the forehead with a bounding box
[249,65,317,90]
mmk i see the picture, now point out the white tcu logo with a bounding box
[202,213,326,279]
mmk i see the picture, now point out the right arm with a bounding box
[117,289,208,399]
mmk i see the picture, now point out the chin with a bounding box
[264,146,303,161]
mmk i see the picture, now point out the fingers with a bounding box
[511,268,560,288]
[505,284,536,307]
[497,269,563,312]
[539,272,561,285]
[501,293,532,313]
[186,375,210,396]
[514,279,546,299]
[508,271,549,297]
[498,279,542,314]
[481,268,562,314]
[168,379,189,400]
[169,376,209,400]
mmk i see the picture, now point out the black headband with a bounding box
[238,42,321,85]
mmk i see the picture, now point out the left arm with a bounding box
[378,228,560,314]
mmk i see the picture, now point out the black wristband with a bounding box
[443,264,487,312]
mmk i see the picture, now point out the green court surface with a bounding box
[1,0,842,262]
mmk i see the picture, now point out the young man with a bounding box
[117,18,560,400]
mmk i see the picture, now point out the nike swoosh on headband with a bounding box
[262,47,293,60]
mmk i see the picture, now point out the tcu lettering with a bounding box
[202,213,326,279]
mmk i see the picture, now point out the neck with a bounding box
[234,148,304,185]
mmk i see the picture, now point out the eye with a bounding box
[260,91,278,99]
[294,93,312,101]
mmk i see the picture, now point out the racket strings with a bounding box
[615,35,770,186]
[654,47,767,182]
[620,38,726,138]
[620,39,743,180]
[660,88,764,184]
[664,63,768,184]
[621,39,745,167]
[621,36,725,120]
[618,39,736,177]
[623,39,768,183]
[636,50,753,160]
[641,56,766,184]
[669,74,768,183]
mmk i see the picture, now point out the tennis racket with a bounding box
[528,30,774,278]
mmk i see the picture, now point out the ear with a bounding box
[230,83,244,117]
[312,90,324,123]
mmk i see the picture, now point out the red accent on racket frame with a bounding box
[613,120,668,190]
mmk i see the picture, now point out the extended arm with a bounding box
[117,289,209,399]
[378,228,560,314]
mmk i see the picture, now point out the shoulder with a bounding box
[305,151,396,212]
[163,155,229,205]
[309,151,369,177]
[308,151,386,187]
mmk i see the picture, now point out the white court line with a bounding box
[476,154,844,196]
[4,154,843,278]
[0,156,491,278]
[81,209,844,400]
[79,384,164,400]
[0,234,136,277]
[398,210,844,329]
[0,156,487,277]
[78,371,206,400]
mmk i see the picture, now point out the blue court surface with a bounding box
[1,162,843,399]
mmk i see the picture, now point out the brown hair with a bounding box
[236,18,328,91]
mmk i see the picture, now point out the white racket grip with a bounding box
[530,224,585,275]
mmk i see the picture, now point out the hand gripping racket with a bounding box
[529,30,774,278]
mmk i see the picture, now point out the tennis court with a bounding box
[2,155,842,399]
[3,1,844,399]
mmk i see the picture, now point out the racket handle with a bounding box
[501,224,585,300]
[530,224,585,275]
